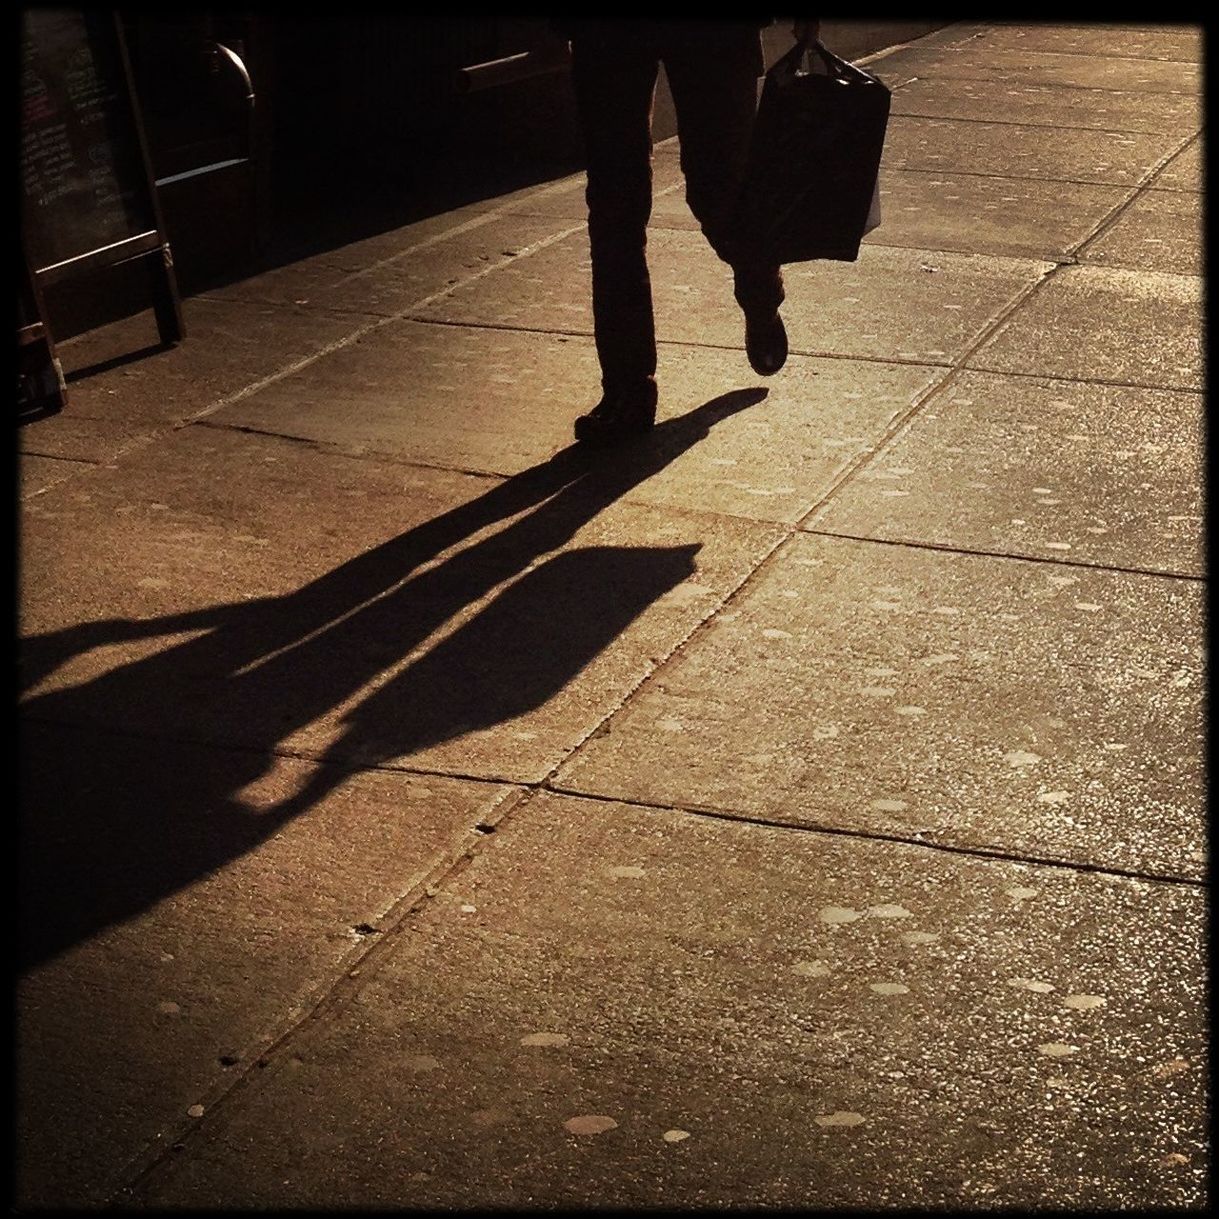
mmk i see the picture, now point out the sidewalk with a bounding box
[17,22,1205,1210]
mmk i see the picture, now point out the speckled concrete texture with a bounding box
[1077,189,1203,275]
[19,424,783,783]
[18,719,520,1208]
[881,116,1184,186]
[871,42,1203,93]
[864,171,1128,260]
[888,75,1202,136]
[934,22,1203,62]
[127,794,1207,1210]
[49,296,366,428]
[554,532,1204,880]
[416,227,1054,367]
[968,266,1202,390]
[1154,139,1202,191]
[17,20,1206,1212]
[209,319,942,518]
[806,371,1204,576]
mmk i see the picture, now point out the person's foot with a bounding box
[574,381,658,446]
[744,307,788,376]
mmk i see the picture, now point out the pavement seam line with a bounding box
[170,175,675,431]
[792,259,1080,528]
[191,418,533,485]
[330,175,590,282]
[793,526,1204,582]
[540,783,1208,889]
[953,362,1200,396]
[170,216,596,429]
[1142,129,1200,187]
[884,110,1201,142]
[392,314,968,369]
[542,533,794,765]
[792,364,965,526]
[107,780,534,1205]
[1067,132,1200,257]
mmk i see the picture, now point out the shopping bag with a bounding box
[737,39,890,263]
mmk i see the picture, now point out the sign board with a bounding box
[20,8,183,345]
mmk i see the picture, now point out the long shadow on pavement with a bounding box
[19,387,768,972]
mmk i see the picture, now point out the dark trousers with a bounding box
[569,23,784,395]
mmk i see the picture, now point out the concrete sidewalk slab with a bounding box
[45,296,365,431]
[19,412,161,472]
[414,228,1053,367]
[881,116,1185,187]
[206,214,577,321]
[19,453,85,500]
[939,22,1204,62]
[1154,139,1202,190]
[554,532,1204,881]
[967,265,1203,391]
[209,319,943,521]
[16,20,1205,1212]
[778,248,1052,365]
[214,319,602,473]
[1077,190,1204,275]
[19,422,783,785]
[888,76,1203,135]
[872,44,1202,93]
[865,171,1129,260]
[807,371,1204,577]
[17,719,518,1208]
[649,164,1130,263]
[20,294,371,491]
[123,793,1207,1210]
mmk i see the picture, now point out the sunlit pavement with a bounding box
[17,22,1205,1209]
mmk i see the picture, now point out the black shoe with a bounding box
[744,308,788,376]
[574,384,658,446]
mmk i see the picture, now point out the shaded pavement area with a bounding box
[17,22,1205,1210]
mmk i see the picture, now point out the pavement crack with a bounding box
[542,783,1207,889]
[105,782,532,1207]
[790,527,1204,582]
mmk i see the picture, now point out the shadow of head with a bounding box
[332,541,703,759]
[15,384,763,963]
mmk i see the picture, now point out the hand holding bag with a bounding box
[738,39,891,264]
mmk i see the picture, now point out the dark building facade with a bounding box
[39,15,948,338]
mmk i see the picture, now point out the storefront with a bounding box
[27,16,949,340]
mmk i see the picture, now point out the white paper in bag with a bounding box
[862,177,882,235]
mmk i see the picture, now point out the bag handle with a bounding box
[782,38,883,86]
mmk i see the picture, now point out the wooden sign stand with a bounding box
[19,252,68,419]
[19,7,185,407]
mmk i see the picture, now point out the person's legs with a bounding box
[662,26,787,374]
[569,35,661,442]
